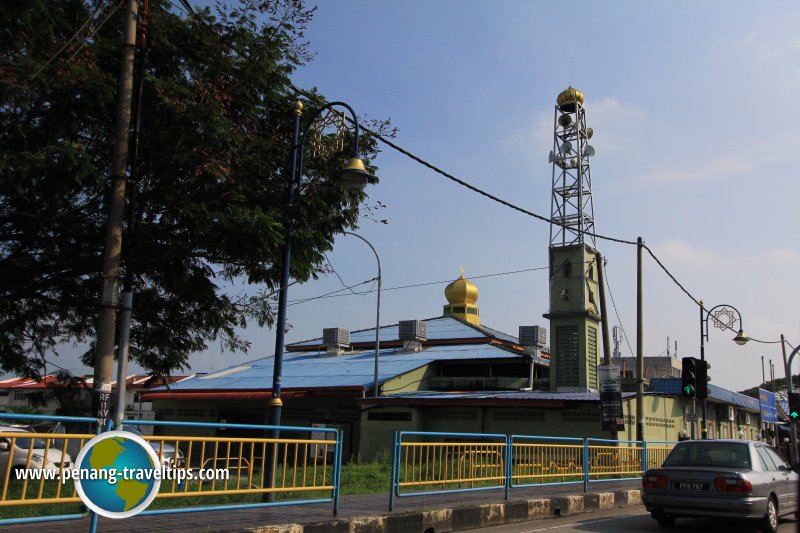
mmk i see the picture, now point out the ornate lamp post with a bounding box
[264,101,372,498]
[699,301,749,439]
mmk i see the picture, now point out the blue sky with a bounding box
[58,1,800,392]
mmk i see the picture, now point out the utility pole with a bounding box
[636,237,645,442]
[93,0,138,428]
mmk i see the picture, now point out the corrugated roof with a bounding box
[648,378,759,410]
[288,316,517,347]
[376,390,638,401]
[157,343,526,393]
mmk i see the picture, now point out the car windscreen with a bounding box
[662,442,751,469]
[13,436,47,449]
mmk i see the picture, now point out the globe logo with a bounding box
[73,430,162,518]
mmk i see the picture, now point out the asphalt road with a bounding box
[461,507,800,532]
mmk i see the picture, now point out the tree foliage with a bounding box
[0,0,382,379]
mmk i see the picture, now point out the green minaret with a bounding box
[544,87,601,392]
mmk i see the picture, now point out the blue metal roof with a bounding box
[159,343,525,392]
[648,378,759,410]
[288,316,517,347]
[377,390,637,401]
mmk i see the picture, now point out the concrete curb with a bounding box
[245,489,643,533]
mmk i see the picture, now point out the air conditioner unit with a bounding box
[399,320,427,341]
[322,328,350,348]
[519,326,547,347]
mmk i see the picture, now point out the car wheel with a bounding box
[656,516,676,527]
[761,496,778,533]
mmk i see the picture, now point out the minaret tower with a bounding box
[544,87,601,392]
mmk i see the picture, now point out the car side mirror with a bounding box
[792,462,800,473]
[778,464,790,471]
[0,442,8,451]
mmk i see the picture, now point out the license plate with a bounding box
[672,481,709,491]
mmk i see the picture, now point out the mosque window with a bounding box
[467,308,478,315]
[588,264,594,279]
[452,306,466,314]
[561,289,571,301]
[563,260,572,277]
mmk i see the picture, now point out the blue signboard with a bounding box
[759,388,777,423]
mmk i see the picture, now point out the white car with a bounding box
[0,425,72,476]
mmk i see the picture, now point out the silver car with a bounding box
[642,439,799,532]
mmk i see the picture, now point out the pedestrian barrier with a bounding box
[0,413,99,526]
[510,435,584,488]
[390,430,678,510]
[0,414,343,529]
[389,431,508,511]
[122,419,342,517]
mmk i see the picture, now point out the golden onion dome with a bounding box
[556,86,584,112]
[444,269,479,305]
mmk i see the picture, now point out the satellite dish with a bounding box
[548,151,555,163]
[586,127,594,139]
[554,155,566,169]
[583,145,596,157]
[559,141,572,154]
[558,114,572,128]
[569,157,578,168]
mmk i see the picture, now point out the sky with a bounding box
[53,1,800,392]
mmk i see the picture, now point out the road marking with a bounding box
[518,511,650,532]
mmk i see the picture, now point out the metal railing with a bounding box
[510,435,584,488]
[389,431,508,510]
[0,413,99,526]
[122,419,342,516]
[0,414,343,528]
[390,430,677,509]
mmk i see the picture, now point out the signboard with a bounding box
[687,413,698,422]
[598,364,624,431]
[759,388,777,424]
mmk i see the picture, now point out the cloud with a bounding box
[639,154,755,184]
[652,240,720,269]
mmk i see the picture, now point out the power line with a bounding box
[287,277,377,306]
[602,258,636,358]
[323,253,359,296]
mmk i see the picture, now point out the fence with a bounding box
[0,414,343,529]
[391,430,676,510]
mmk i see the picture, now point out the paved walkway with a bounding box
[3,480,642,533]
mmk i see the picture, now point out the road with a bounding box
[461,507,799,532]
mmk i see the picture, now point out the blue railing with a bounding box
[390,430,676,509]
[0,413,343,530]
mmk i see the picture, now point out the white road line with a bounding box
[518,511,650,532]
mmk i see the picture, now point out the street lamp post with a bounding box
[265,101,373,497]
[342,232,382,396]
[699,301,749,439]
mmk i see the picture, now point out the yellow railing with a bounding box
[397,441,506,491]
[587,444,643,478]
[511,442,583,484]
[142,435,338,499]
[645,445,675,470]
[0,431,92,507]
[0,431,338,510]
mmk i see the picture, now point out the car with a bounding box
[642,439,799,532]
[122,425,185,468]
[0,425,72,477]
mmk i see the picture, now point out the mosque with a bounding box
[145,88,763,459]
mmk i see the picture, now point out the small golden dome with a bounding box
[445,269,479,305]
[556,86,584,112]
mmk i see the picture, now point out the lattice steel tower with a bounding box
[544,87,602,392]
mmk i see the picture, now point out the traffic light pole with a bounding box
[699,302,708,439]
[784,337,800,465]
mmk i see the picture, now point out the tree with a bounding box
[0,0,383,379]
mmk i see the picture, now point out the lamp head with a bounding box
[339,157,373,191]
[733,329,749,345]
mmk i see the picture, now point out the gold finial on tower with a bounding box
[443,268,480,325]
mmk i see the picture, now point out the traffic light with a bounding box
[696,360,710,399]
[681,357,697,399]
[789,392,800,422]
